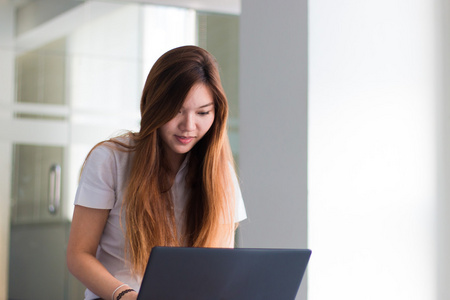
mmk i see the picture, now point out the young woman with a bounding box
[66,46,247,300]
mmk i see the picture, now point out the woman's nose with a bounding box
[179,113,196,131]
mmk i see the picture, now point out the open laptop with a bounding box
[137,247,311,300]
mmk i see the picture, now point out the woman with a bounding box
[67,45,247,300]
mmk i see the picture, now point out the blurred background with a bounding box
[1,0,449,299]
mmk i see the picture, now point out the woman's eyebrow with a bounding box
[198,102,214,108]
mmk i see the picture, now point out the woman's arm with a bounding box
[67,205,138,300]
[215,223,240,248]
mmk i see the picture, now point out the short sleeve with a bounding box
[230,165,247,223]
[74,145,117,209]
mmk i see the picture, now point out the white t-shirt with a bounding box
[74,140,247,300]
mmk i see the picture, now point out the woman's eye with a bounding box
[198,111,210,116]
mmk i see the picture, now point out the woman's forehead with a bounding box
[181,83,214,109]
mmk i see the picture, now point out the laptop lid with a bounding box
[137,247,311,300]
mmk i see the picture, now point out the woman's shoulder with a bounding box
[110,134,134,147]
[86,135,134,166]
[93,135,133,153]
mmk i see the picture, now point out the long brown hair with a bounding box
[109,46,237,275]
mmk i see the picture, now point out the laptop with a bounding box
[137,247,311,300]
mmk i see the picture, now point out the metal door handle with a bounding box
[49,164,61,214]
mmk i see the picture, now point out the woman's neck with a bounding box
[166,152,186,178]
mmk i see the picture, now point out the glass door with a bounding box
[8,30,80,300]
[11,37,67,224]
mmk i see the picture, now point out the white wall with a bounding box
[309,1,441,299]
[238,0,308,299]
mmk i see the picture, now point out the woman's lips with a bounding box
[175,135,194,144]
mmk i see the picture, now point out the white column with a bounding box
[238,0,308,299]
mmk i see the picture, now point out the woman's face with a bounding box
[159,83,215,164]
